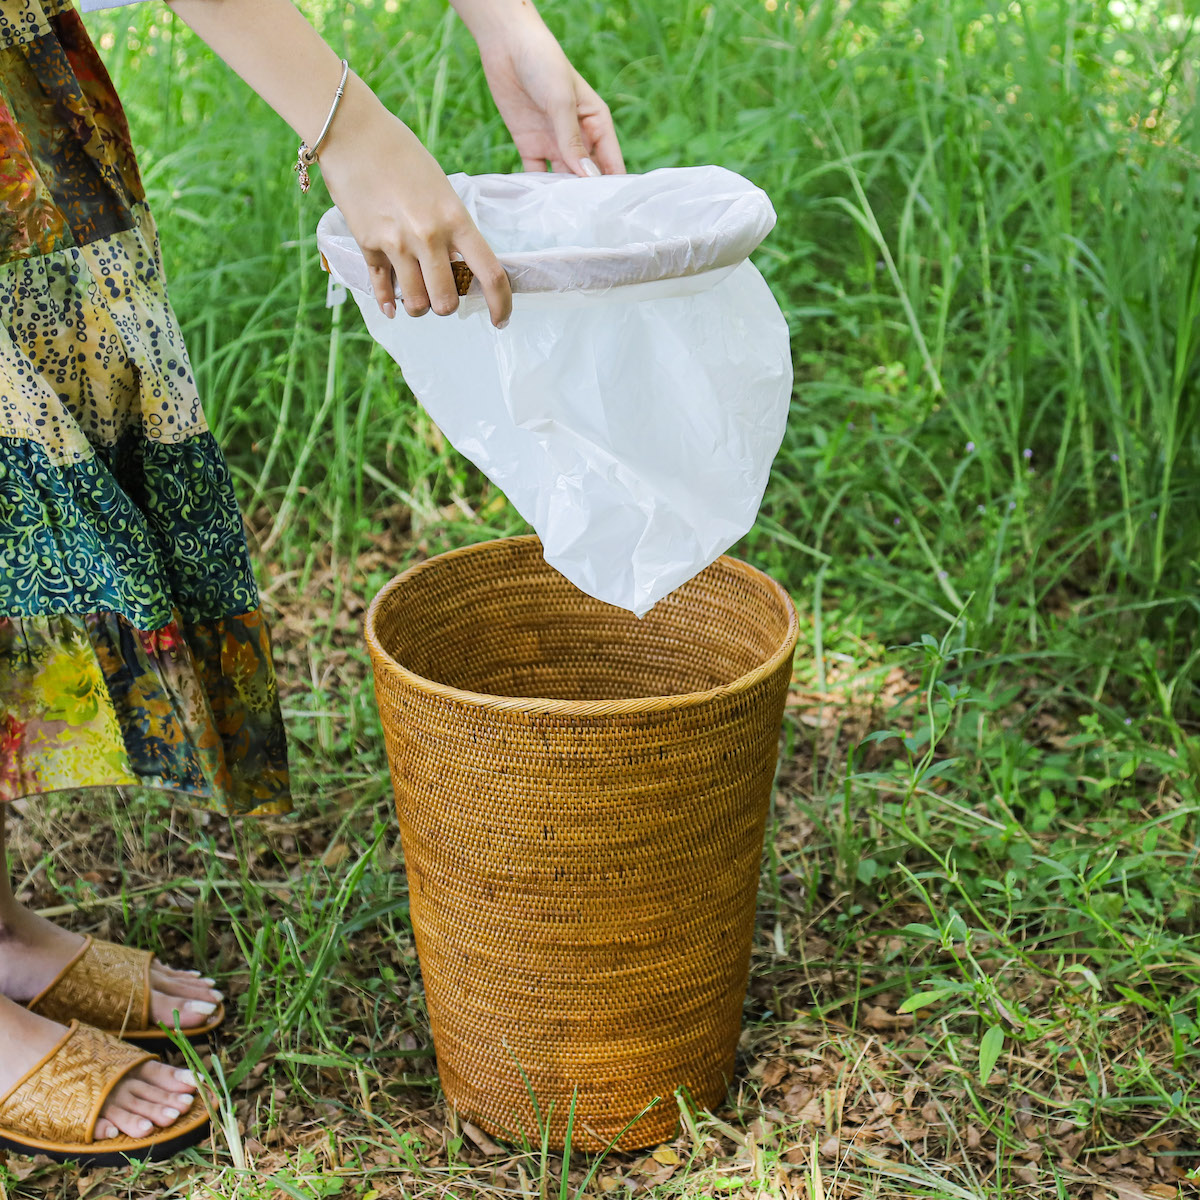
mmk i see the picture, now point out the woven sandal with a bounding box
[26,936,225,1045]
[0,1020,211,1165]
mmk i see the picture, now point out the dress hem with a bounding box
[4,776,293,818]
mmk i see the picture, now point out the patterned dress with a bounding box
[0,0,291,815]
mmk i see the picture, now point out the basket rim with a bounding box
[363,536,799,717]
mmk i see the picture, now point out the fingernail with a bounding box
[164,1108,180,1121]
[186,1000,218,1015]
[580,157,602,177]
[382,301,396,319]
[175,1068,198,1086]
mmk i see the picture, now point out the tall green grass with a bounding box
[101,0,1200,712]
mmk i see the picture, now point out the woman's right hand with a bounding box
[317,77,513,328]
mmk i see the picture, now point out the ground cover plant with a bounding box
[2,0,1198,1197]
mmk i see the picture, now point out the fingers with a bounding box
[521,154,549,173]
[454,224,512,328]
[419,244,461,317]
[550,92,592,177]
[578,79,624,175]
[587,123,625,175]
[366,245,439,320]
[391,252,430,318]
[358,212,509,328]
[364,248,397,319]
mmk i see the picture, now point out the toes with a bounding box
[153,959,216,987]
[127,1079,194,1114]
[129,1095,186,1129]
[112,1077,192,1130]
[151,991,221,1030]
[102,1104,156,1140]
[140,1059,200,1095]
[94,1118,120,1141]
[150,966,222,1003]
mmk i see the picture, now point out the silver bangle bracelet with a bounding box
[294,58,350,194]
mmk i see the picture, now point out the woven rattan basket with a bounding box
[365,536,798,1151]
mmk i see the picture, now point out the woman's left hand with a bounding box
[452,2,625,177]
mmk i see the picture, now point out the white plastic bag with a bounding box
[317,165,792,617]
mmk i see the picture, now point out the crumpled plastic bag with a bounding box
[317,165,792,617]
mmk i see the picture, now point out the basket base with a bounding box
[443,1057,733,1153]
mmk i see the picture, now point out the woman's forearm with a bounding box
[448,0,544,47]
[165,0,387,151]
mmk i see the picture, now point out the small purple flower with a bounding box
[1023,447,1033,460]
[847,421,856,430]
[1110,452,1119,463]
[1151,511,1158,520]
[977,504,986,514]
[893,517,901,527]
[937,570,948,580]
[966,441,976,453]
[1022,263,1032,275]
[1124,717,1132,726]
[876,259,885,272]
[1008,500,1017,511]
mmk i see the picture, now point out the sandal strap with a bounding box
[0,1021,153,1144]
[28,936,153,1032]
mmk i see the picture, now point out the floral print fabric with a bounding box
[0,0,291,815]
[0,0,140,259]
[0,611,289,811]
[0,431,260,627]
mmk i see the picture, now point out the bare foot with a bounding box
[0,902,222,1030]
[0,994,199,1140]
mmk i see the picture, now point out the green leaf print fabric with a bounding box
[0,0,291,815]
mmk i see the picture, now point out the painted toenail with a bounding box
[164,1108,180,1120]
[178,1093,194,1109]
[137,1120,152,1134]
[186,1000,217,1015]
[175,1069,198,1086]
[200,978,216,986]
[210,989,224,1001]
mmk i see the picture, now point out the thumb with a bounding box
[551,99,597,176]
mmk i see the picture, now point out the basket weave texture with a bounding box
[365,536,798,1151]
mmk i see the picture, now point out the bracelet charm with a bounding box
[294,59,349,194]
[295,144,313,194]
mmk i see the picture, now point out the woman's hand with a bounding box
[317,78,513,326]
[166,0,512,327]
[452,1,625,176]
